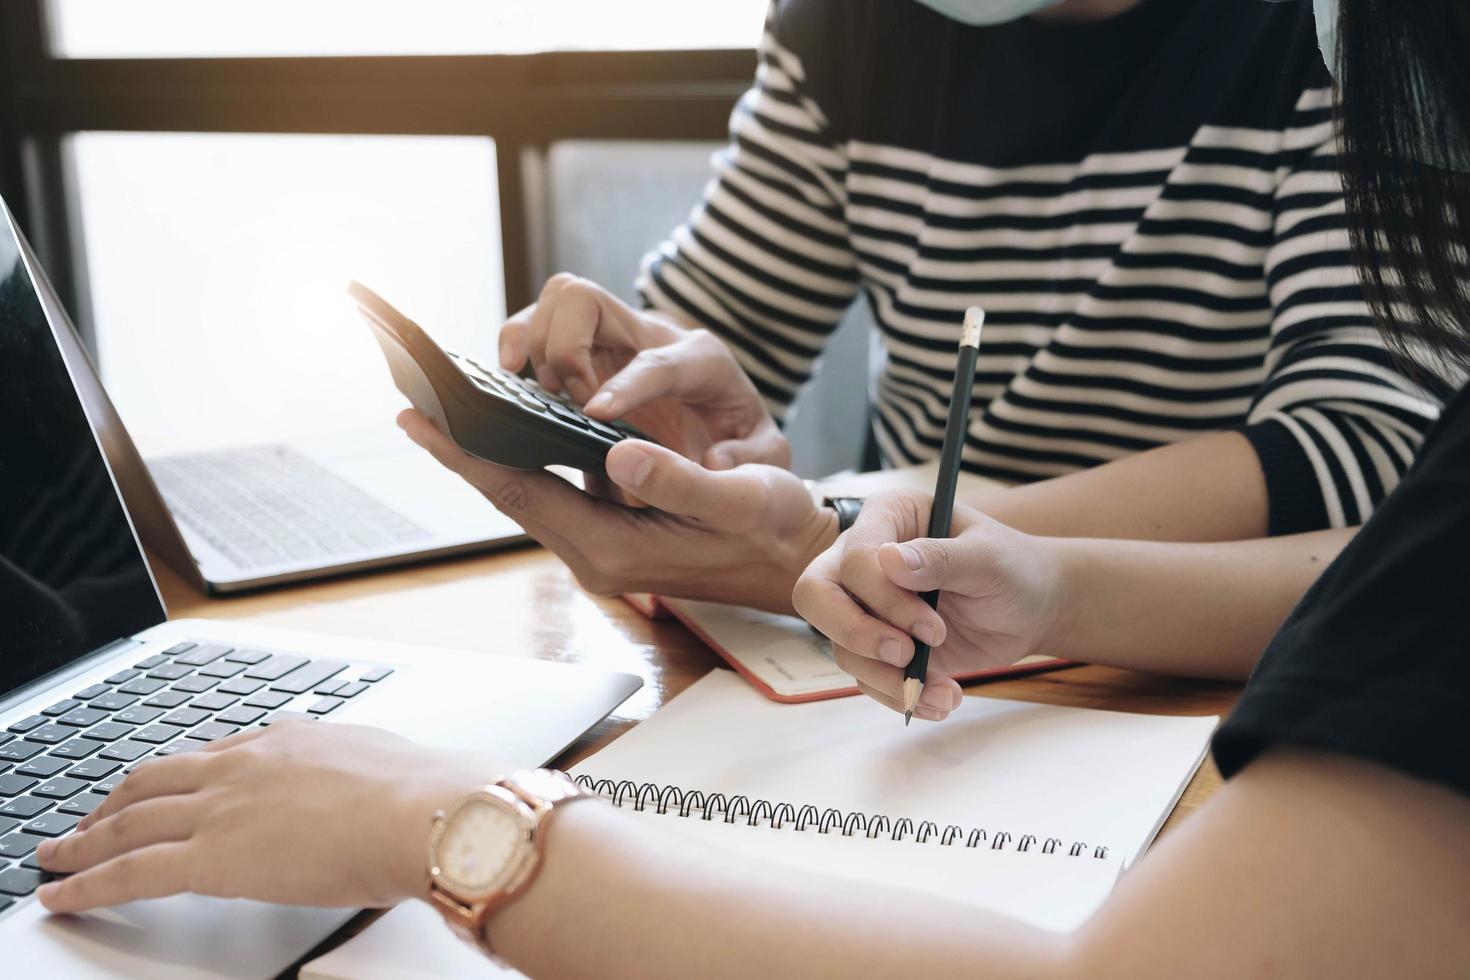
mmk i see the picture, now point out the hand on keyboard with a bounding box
[34,722,505,913]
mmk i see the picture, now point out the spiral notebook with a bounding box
[303,670,1217,978]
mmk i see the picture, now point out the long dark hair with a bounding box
[1334,0,1470,396]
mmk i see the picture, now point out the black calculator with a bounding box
[350,282,651,476]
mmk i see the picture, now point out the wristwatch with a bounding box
[426,768,592,958]
[823,496,865,534]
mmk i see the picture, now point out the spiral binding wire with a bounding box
[574,775,1109,859]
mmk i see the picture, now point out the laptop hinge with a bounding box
[0,635,145,718]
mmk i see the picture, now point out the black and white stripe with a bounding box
[637,3,1441,532]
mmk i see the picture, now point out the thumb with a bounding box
[877,537,988,594]
[605,440,810,533]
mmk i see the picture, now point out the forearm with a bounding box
[1045,528,1355,680]
[488,803,1063,980]
[969,431,1270,541]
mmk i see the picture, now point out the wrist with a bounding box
[1042,536,1093,660]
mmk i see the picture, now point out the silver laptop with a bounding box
[27,222,527,594]
[0,205,643,977]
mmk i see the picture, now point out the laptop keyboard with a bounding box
[0,641,392,919]
[151,446,430,570]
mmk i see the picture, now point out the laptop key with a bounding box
[15,757,70,779]
[0,797,52,819]
[0,867,43,896]
[58,793,107,817]
[21,725,73,746]
[244,654,309,681]
[261,711,316,726]
[174,644,232,667]
[50,738,102,760]
[57,707,109,728]
[6,716,45,735]
[156,740,205,757]
[162,708,210,728]
[72,684,109,701]
[98,741,153,763]
[272,661,348,695]
[118,677,168,696]
[0,818,15,837]
[187,722,240,742]
[132,725,180,745]
[224,648,272,665]
[314,680,345,696]
[41,700,81,717]
[360,666,394,683]
[216,706,266,726]
[84,722,136,743]
[334,681,370,698]
[104,668,141,685]
[133,654,169,670]
[244,690,293,710]
[190,693,238,712]
[24,812,80,837]
[0,833,42,859]
[67,760,121,781]
[92,774,126,795]
[90,692,139,711]
[147,663,193,681]
[172,676,218,694]
[217,677,266,696]
[144,690,192,709]
[114,706,165,726]
[0,741,44,763]
[307,697,343,715]
[199,660,246,679]
[0,774,36,797]
[0,734,11,748]
[32,777,87,800]
[162,642,198,656]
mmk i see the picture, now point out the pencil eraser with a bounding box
[962,307,985,347]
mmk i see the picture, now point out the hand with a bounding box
[500,273,788,471]
[36,722,497,913]
[398,410,837,613]
[792,491,1066,722]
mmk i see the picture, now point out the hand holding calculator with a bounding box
[350,282,652,476]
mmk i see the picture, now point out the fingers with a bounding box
[78,752,217,831]
[39,842,196,913]
[582,329,728,419]
[41,795,200,875]
[793,550,917,667]
[603,440,813,533]
[704,421,791,470]
[523,274,664,405]
[497,304,535,373]
[833,646,961,715]
[877,533,990,595]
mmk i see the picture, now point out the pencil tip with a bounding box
[904,711,913,727]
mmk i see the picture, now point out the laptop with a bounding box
[25,218,528,594]
[0,206,644,977]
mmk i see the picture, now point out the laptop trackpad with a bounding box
[11,894,353,979]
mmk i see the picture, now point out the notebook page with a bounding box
[575,670,1218,867]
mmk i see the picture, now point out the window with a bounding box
[73,132,503,454]
[47,0,768,58]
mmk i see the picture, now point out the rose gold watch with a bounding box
[425,769,591,958]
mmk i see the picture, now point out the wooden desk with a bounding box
[155,543,1241,830]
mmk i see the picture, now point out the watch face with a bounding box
[434,796,527,895]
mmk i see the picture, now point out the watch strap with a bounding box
[823,495,865,534]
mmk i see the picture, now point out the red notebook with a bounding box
[625,594,1070,703]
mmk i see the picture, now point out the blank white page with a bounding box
[575,670,1218,867]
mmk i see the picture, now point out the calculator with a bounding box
[350,282,651,476]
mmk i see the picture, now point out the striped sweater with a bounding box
[636,0,1442,534]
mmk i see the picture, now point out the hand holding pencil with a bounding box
[795,306,1069,723]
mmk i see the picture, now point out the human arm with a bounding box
[794,491,1352,713]
[36,728,1470,980]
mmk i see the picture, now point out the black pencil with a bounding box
[903,306,984,725]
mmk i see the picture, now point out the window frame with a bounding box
[0,0,753,345]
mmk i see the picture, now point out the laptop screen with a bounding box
[0,209,164,698]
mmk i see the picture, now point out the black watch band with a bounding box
[823,496,865,534]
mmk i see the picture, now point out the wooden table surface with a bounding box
[155,542,1242,832]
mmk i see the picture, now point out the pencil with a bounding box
[903,306,984,725]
